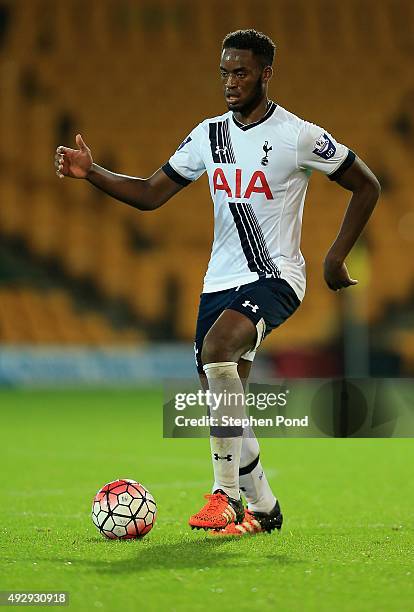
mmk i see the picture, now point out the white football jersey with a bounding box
[163,101,355,300]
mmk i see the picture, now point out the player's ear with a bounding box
[262,66,273,83]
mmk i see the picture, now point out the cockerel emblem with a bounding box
[261,141,272,166]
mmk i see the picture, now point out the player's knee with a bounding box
[201,335,237,366]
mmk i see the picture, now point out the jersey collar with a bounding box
[232,100,277,131]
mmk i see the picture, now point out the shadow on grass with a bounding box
[3,538,303,573]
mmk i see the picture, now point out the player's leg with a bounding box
[198,355,251,392]
[208,355,281,536]
[202,309,257,500]
[239,423,277,513]
[198,354,279,527]
[237,356,252,385]
[190,278,300,531]
[238,355,277,514]
[210,278,300,535]
[189,308,257,529]
[213,421,282,536]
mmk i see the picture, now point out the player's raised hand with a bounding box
[323,257,358,291]
[55,134,93,179]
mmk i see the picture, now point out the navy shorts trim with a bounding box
[194,277,300,373]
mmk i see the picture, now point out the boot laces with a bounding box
[203,492,227,512]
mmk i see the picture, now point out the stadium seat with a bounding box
[0,0,413,350]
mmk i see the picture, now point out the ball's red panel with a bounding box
[107,492,118,509]
[128,482,148,497]
[110,485,128,495]
[126,521,140,537]
[140,523,153,536]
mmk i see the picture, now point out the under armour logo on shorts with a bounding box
[242,300,259,313]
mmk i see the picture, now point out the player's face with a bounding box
[220,48,270,113]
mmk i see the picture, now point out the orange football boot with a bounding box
[211,501,283,536]
[189,489,244,530]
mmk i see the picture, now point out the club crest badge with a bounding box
[261,141,272,166]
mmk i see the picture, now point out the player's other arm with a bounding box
[324,156,381,291]
[54,134,183,211]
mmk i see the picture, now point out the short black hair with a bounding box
[222,29,276,67]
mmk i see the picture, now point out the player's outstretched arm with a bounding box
[324,156,381,291]
[54,134,183,211]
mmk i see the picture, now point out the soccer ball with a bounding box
[92,479,157,539]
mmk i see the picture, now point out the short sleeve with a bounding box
[297,122,355,181]
[162,124,206,187]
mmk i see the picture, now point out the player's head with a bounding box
[221,29,276,113]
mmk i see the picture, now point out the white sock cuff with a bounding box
[203,362,238,378]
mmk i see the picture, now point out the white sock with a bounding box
[209,436,243,500]
[239,426,277,513]
[204,361,245,500]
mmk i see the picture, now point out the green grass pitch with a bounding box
[1,388,413,611]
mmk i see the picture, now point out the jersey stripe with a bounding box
[242,205,277,278]
[223,118,236,163]
[241,207,276,277]
[217,122,228,164]
[209,119,236,164]
[229,203,280,278]
[229,203,266,275]
[244,204,280,278]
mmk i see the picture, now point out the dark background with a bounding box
[0,0,413,378]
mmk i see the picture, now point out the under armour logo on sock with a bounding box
[259,470,264,480]
[214,453,232,461]
[242,300,259,313]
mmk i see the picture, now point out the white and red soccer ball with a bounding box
[92,479,157,539]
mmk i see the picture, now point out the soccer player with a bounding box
[55,30,380,536]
